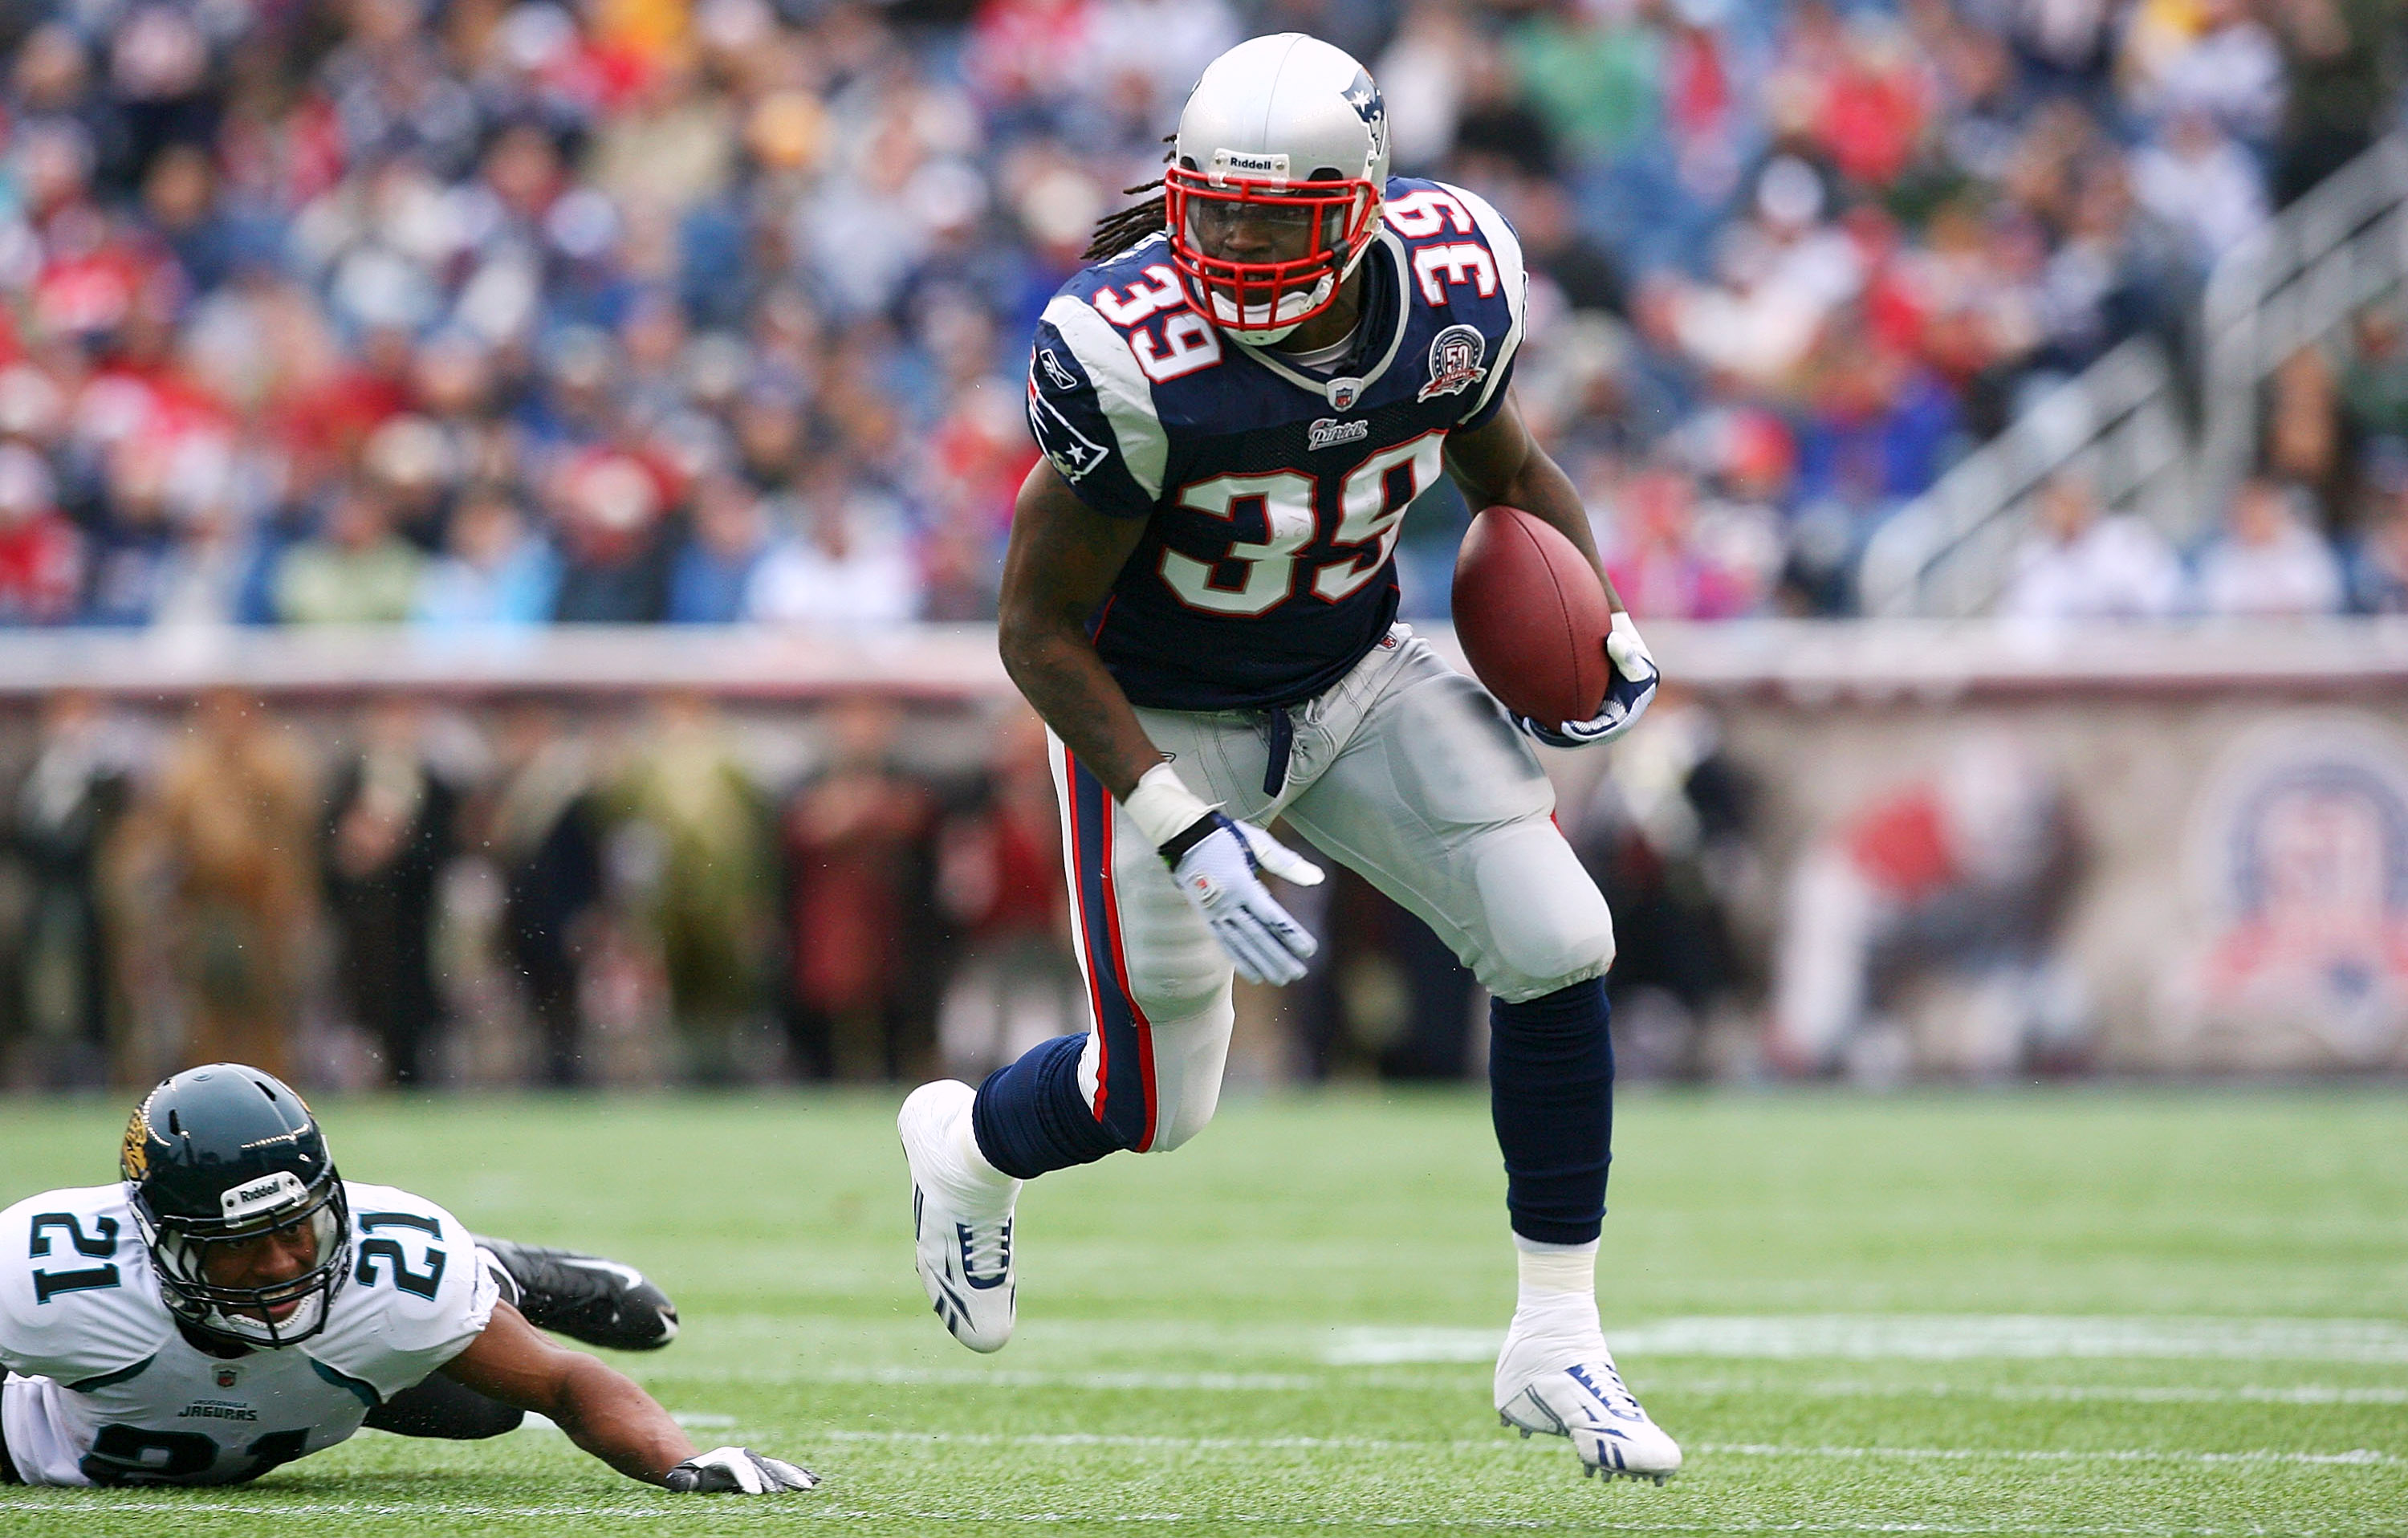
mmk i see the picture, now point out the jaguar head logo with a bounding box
[120,1101,151,1183]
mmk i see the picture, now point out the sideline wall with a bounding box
[0,619,2398,1077]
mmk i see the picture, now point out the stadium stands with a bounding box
[0,0,2398,630]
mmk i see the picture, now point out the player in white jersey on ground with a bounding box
[0,1062,813,1494]
[900,34,1678,1483]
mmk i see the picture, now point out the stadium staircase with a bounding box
[1861,132,2408,618]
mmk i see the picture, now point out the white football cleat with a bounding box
[1495,1316,1682,1483]
[899,1080,1020,1353]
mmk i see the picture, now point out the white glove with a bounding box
[1516,611,1660,749]
[1166,812,1324,985]
[665,1446,820,1493]
[1121,761,1322,986]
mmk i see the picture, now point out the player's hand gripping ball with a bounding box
[1516,612,1658,747]
[665,1446,820,1493]
[1451,505,1658,747]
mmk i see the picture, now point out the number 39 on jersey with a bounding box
[1025,176,1527,713]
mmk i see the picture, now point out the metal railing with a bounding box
[1858,336,2190,617]
[2199,134,2408,517]
[1867,132,2408,618]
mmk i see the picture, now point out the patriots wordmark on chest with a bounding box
[1310,418,1370,451]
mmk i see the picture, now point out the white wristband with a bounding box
[1121,762,1216,849]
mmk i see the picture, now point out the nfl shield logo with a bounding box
[215,1366,238,1389]
[1326,376,1361,411]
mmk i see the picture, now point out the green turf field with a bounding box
[0,1088,2402,1536]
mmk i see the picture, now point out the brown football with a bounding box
[1450,505,1613,725]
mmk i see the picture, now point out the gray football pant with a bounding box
[1047,625,1616,1154]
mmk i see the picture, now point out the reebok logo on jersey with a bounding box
[1418,324,1488,402]
[1037,348,1079,393]
[1309,418,1369,450]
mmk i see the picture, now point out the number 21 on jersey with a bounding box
[1162,431,1446,615]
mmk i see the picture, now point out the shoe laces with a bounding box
[955,1212,1013,1286]
[1566,1361,1648,1423]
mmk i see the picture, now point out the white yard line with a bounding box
[648,1365,2408,1406]
[0,1495,2362,1534]
[1324,1317,2408,1365]
[811,1428,2399,1468]
[800,1366,1326,1391]
[1694,1444,2396,1468]
[1669,1381,2408,1406]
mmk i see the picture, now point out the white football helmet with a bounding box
[1166,34,1391,344]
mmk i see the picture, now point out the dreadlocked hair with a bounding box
[1083,135,1176,263]
[1084,182,1169,262]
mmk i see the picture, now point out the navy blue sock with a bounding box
[1489,979,1614,1244]
[970,1033,1125,1180]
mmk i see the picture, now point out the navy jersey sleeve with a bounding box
[1455,352,1518,433]
[1027,301,1167,521]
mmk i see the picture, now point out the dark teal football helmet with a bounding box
[121,1064,350,1349]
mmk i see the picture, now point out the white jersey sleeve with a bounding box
[309,1182,499,1402]
[0,1187,170,1389]
[1439,180,1528,425]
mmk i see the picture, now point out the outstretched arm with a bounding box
[998,457,1322,984]
[996,458,1159,800]
[1442,392,1627,613]
[440,1300,692,1483]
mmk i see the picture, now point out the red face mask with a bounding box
[1164,167,1378,335]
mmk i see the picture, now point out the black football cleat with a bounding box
[475,1236,680,1351]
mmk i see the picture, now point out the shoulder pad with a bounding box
[308,1183,499,1401]
[0,1187,171,1386]
[1389,178,1526,424]
[1028,270,1173,515]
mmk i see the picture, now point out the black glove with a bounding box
[665,1445,820,1493]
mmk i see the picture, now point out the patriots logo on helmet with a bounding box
[1343,73,1384,132]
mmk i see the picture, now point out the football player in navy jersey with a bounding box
[899,34,1677,1483]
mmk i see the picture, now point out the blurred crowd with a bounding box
[0,689,1079,1088]
[2002,318,2408,621]
[0,0,2398,633]
[0,685,1792,1090]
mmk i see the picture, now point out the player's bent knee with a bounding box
[1124,948,1232,1023]
[1146,1074,1224,1154]
[1473,824,1617,1001]
[1126,990,1235,1154]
